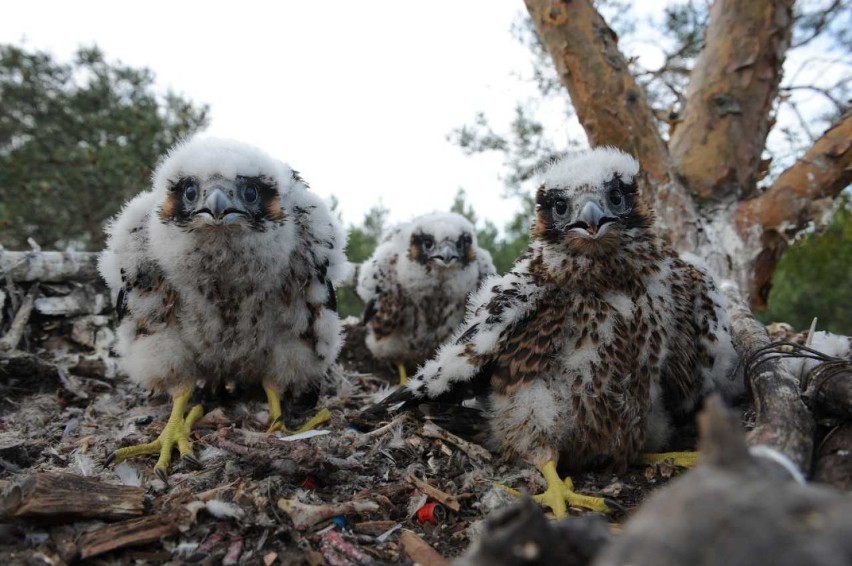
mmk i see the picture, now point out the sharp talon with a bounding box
[182,454,202,470]
[105,452,116,467]
[155,467,168,484]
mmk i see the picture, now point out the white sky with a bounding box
[3,2,844,230]
[2,1,573,229]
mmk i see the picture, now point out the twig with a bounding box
[399,531,449,566]
[404,474,461,512]
[0,283,38,351]
[421,422,492,463]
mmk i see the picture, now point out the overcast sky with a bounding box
[2,1,577,229]
[3,2,843,231]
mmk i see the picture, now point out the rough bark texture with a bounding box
[736,111,852,307]
[670,0,794,202]
[0,472,146,521]
[523,0,701,252]
[0,250,100,282]
[723,283,814,472]
[77,514,183,560]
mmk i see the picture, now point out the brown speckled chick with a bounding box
[366,147,743,517]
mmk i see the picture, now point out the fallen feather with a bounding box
[276,429,331,442]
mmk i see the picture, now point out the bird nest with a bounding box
[0,274,849,564]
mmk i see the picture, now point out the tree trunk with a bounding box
[670,0,794,202]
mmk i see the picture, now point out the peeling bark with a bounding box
[670,0,794,202]
[736,111,852,307]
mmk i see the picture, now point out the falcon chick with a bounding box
[356,212,495,384]
[100,137,346,479]
[366,148,742,516]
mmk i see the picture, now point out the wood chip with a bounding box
[0,472,146,520]
[404,474,460,513]
[77,515,179,560]
[399,530,448,566]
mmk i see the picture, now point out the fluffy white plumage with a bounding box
[99,136,347,398]
[356,212,495,367]
[377,147,743,474]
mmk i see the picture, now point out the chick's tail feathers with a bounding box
[353,386,420,429]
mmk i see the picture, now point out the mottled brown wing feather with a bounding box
[484,290,571,396]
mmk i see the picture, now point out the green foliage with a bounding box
[0,44,209,250]
[760,199,852,334]
[451,188,529,274]
[336,204,389,319]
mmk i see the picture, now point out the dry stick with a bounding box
[404,474,460,513]
[722,283,815,474]
[0,283,39,351]
[421,421,492,463]
[399,531,449,566]
[77,515,181,560]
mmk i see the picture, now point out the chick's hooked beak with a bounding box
[430,240,460,267]
[194,187,248,225]
[567,200,615,238]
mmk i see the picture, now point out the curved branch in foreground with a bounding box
[670,0,794,202]
[736,110,852,308]
[722,283,814,473]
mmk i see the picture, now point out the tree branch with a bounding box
[0,250,100,282]
[523,0,670,184]
[670,0,794,202]
[736,110,852,308]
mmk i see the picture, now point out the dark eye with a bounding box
[422,237,434,250]
[554,199,568,216]
[184,184,198,202]
[244,185,258,203]
[608,189,623,207]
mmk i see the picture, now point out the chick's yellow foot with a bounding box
[264,386,331,434]
[497,460,610,518]
[397,363,408,386]
[638,451,699,468]
[108,389,203,481]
